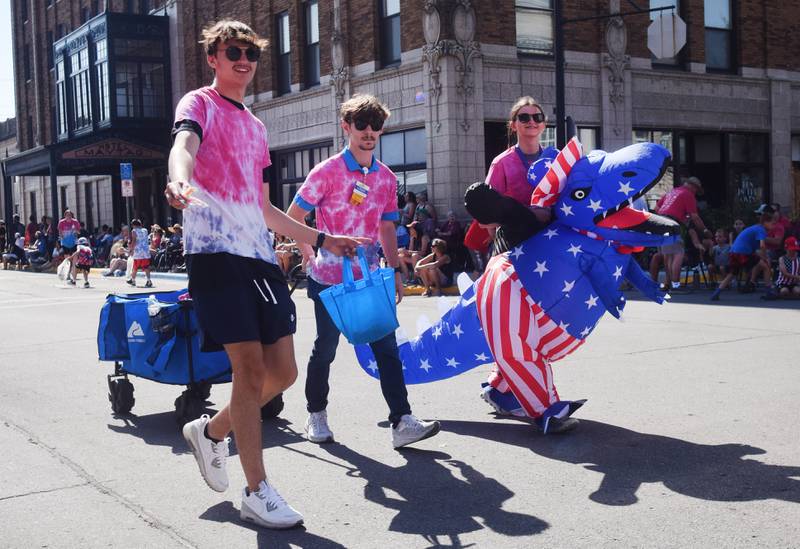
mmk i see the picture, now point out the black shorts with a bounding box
[75,264,91,272]
[187,252,297,352]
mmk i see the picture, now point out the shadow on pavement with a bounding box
[443,418,800,506]
[623,287,800,309]
[319,444,549,548]
[199,501,346,549]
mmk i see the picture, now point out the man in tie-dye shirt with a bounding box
[288,94,440,450]
[165,19,364,530]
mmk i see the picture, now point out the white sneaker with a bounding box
[182,414,230,492]
[305,410,334,443]
[241,480,304,529]
[392,414,440,449]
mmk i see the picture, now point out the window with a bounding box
[304,0,320,87]
[28,192,37,222]
[276,143,333,210]
[516,0,553,55]
[633,130,674,208]
[95,39,110,122]
[70,47,92,130]
[375,128,426,193]
[57,25,66,39]
[140,63,165,118]
[56,59,68,135]
[20,0,28,21]
[792,135,800,163]
[650,0,681,66]
[379,0,401,67]
[26,116,33,148]
[81,7,90,23]
[704,0,733,71]
[276,12,291,95]
[93,0,101,15]
[125,0,136,13]
[139,0,149,14]
[115,62,140,117]
[114,38,163,57]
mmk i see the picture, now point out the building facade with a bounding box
[6,0,800,232]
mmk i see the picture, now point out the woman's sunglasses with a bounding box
[351,116,385,132]
[516,112,546,124]
[224,45,261,63]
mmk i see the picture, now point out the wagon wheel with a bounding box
[260,393,284,420]
[174,389,204,427]
[109,378,135,415]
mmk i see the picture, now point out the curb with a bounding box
[89,268,188,281]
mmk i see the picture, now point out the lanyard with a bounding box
[514,145,541,173]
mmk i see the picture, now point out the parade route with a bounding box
[1,269,798,548]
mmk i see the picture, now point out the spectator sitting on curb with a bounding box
[103,238,129,276]
[25,231,49,270]
[414,238,453,297]
[774,236,800,298]
[711,208,775,301]
[3,233,26,270]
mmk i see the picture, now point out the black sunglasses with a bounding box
[224,45,261,63]
[351,116,384,132]
[516,112,546,124]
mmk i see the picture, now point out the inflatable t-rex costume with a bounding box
[356,139,681,433]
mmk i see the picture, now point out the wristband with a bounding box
[315,232,327,249]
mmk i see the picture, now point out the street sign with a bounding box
[121,179,134,197]
[120,162,133,181]
[647,13,686,59]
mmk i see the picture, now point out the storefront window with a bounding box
[375,128,427,194]
[70,48,92,130]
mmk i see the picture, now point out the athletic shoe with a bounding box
[182,414,229,492]
[480,383,526,417]
[392,414,440,449]
[305,410,334,443]
[67,279,76,285]
[145,280,153,288]
[83,282,90,288]
[126,278,135,286]
[240,480,303,529]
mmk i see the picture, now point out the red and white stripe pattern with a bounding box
[476,255,585,417]
[529,137,584,208]
[776,256,800,286]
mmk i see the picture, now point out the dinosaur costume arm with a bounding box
[578,254,625,319]
[625,258,668,304]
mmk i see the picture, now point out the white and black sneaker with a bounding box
[241,480,303,529]
[305,410,334,443]
[182,414,230,492]
[392,414,440,449]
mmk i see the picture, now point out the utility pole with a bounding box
[553,1,675,148]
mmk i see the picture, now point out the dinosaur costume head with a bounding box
[530,139,681,247]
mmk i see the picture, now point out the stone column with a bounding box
[600,0,632,151]
[769,79,793,209]
[422,0,485,217]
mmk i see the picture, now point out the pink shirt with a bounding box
[486,147,535,205]
[295,149,399,285]
[657,186,697,224]
[173,87,276,263]
[58,218,81,247]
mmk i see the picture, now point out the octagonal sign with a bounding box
[648,13,687,59]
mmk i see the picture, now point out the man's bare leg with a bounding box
[209,337,297,490]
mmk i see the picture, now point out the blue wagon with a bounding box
[97,289,283,425]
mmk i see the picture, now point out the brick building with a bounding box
[5,0,800,232]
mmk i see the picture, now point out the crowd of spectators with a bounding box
[1,209,186,279]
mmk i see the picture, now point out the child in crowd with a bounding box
[711,211,775,300]
[708,229,731,282]
[414,238,453,297]
[775,236,800,298]
[728,218,745,248]
[127,219,153,288]
[69,237,95,287]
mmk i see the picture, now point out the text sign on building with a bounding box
[647,13,686,59]
[120,163,134,198]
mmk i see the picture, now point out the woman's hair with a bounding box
[405,191,417,203]
[432,238,447,252]
[200,20,269,56]
[339,94,391,123]
[507,96,545,147]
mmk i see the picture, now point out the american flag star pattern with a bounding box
[529,137,583,208]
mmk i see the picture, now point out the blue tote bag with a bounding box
[320,247,399,345]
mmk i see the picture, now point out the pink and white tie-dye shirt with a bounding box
[173,86,276,264]
[294,149,400,285]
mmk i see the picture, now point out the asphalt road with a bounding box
[1,270,798,548]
